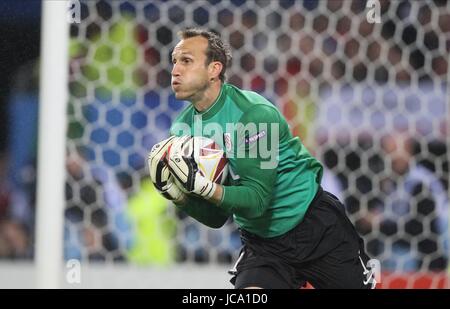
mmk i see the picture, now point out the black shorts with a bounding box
[229,187,375,289]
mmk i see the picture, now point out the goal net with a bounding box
[63,0,449,288]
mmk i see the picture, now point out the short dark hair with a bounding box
[177,28,232,82]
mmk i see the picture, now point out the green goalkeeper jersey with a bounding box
[170,83,323,238]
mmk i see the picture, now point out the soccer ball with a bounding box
[171,135,229,185]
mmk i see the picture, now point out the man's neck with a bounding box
[192,81,222,112]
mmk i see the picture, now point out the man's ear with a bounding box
[209,61,223,81]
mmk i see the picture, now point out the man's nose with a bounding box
[172,63,181,76]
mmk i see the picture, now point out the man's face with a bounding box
[171,36,210,101]
[382,134,411,176]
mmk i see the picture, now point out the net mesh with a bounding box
[66,0,449,288]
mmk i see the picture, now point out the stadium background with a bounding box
[0,0,448,288]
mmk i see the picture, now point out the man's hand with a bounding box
[166,136,217,200]
[147,136,186,203]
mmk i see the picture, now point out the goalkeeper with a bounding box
[148,28,375,289]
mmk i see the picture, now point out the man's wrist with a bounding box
[208,184,223,205]
[173,194,188,205]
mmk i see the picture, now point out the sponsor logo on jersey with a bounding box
[245,130,266,145]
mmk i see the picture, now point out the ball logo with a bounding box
[177,136,229,185]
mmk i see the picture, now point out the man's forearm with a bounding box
[174,192,229,228]
[217,184,270,218]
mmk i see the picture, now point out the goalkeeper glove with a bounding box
[166,135,217,199]
[147,136,186,203]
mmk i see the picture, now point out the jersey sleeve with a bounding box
[174,196,230,228]
[219,104,279,218]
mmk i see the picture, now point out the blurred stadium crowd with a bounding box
[0,0,448,280]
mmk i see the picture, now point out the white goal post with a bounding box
[35,0,70,289]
